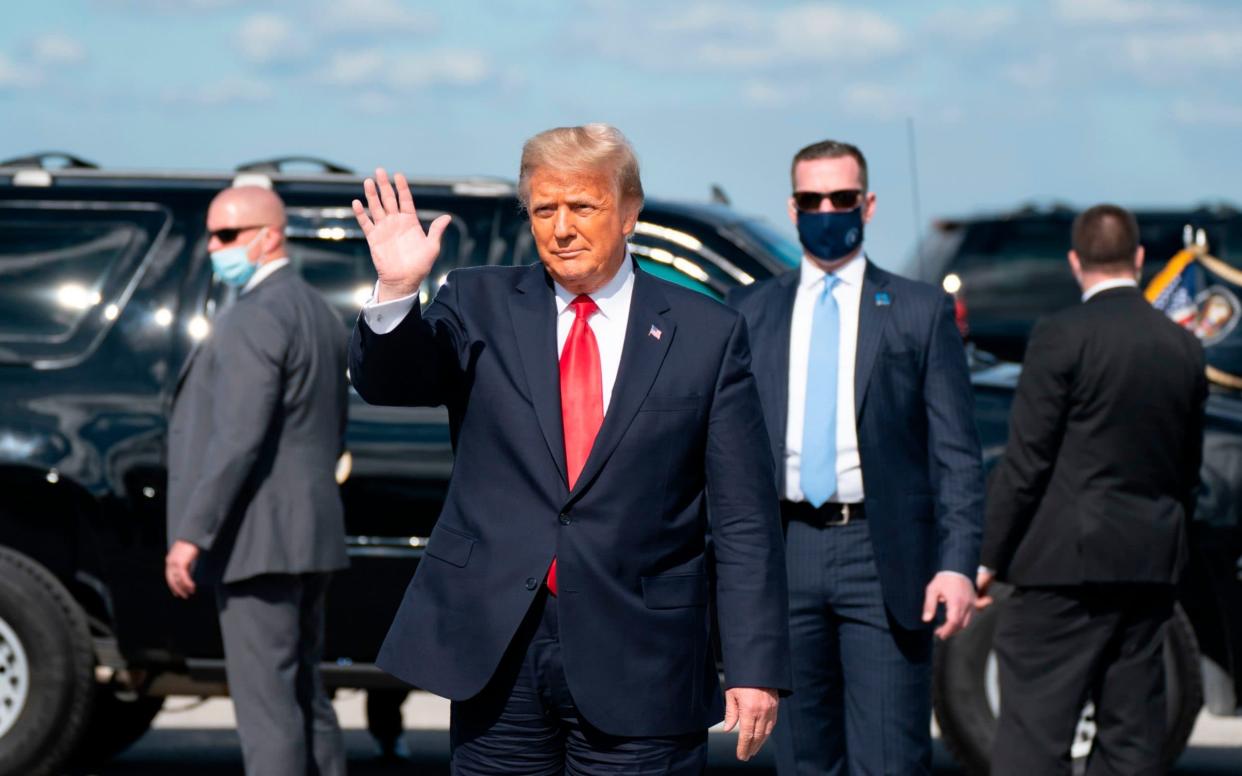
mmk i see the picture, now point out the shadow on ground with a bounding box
[77,729,1242,775]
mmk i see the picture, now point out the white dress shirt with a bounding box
[785,253,866,504]
[1081,276,1138,302]
[242,257,290,294]
[361,257,635,415]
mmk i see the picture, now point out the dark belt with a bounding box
[781,500,866,527]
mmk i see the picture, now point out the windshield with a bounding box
[735,218,802,270]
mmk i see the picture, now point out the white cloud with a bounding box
[318,48,492,91]
[1172,98,1242,127]
[583,2,905,71]
[0,53,41,89]
[318,0,437,34]
[1054,0,1207,25]
[925,6,1019,41]
[1121,29,1242,78]
[237,13,309,66]
[162,77,274,106]
[739,78,805,107]
[29,33,87,67]
[841,82,911,120]
[1004,54,1056,89]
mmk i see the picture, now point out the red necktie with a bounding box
[547,294,603,595]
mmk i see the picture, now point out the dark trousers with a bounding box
[449,589,708,775]
[774,515,933,776]
[992,584,1174,776]
[216,572,345,776]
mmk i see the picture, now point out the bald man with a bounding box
[165,186,350,776]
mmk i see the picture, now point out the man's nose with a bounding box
[207,236,223,252]
[553,208,574,239]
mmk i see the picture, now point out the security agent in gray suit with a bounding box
[165,186,350,776]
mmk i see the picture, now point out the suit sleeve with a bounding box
[175,308,287,551]
[924,293,986,578]
[706,313,792,693]
[980,316,1073,574]
[1182,341,1208,520]
[348,272,468,407]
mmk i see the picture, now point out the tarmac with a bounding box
[77,691,1242,775]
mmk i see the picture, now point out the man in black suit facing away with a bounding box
[979,204,1208,776]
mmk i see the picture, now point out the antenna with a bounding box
[906,117,926,279]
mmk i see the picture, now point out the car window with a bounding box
[285,206,467,330]
[0,202,169,366]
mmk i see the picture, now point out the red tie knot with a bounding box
[571,294,599,320]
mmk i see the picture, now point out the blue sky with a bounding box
[3,0,1242,269]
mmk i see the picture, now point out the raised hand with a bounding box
[352,167,452,302]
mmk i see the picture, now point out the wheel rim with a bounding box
[984,648,1096,761]
[0,615,30,738]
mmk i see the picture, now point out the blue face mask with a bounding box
[210,230,264,288]
[796,207,864,262]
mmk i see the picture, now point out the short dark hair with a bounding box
[1071,204,1140,269]
[791,140,868,192]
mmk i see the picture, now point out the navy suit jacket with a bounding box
[350,261,791,737]
[728,260,983,630]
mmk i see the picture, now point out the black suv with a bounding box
[0,153,799,775]
[906,203,1242,361]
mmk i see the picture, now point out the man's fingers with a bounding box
[736,709,756,761]
[975,594,994,609]
[722,692,739,732]
[395,173,417,216]
[376,168,400,215]
[351,200,373,237]
[363,178,385,222]
[427,214,453,246]
[922,585,939,622]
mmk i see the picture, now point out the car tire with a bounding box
[932,586,1203,776]
[0,546,95,776]
[70,688,164,765]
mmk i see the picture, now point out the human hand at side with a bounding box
[975,567,996,609]
[923,571,976,639]
[351,167,452,302]
[723,686,779,761]
[165,540,200,599]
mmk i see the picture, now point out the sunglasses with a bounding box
[207,224,267,243]
[793,189,865,212]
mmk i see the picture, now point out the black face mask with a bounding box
[796,206,864,261]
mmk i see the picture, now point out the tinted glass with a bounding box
[0,204,166,364]
[285,200,486,330]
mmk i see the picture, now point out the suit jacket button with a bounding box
[559,514,571,525]
[525,577,538,590]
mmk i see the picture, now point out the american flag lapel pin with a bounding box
[648,324,663,340]
[875,291,891,306]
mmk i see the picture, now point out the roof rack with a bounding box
[0,151,99,170]
[236,156,353,175]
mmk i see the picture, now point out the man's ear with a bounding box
[1067,250,1083,284]
[787,196,798,227]
[1135,245,1146,275]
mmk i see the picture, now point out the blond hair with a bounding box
[518,123,644,209]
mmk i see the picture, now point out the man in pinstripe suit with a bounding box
[728,139,985,775]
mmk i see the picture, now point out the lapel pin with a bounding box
[875,291,891,306]
[648,324,663,340]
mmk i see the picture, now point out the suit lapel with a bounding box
[769,271,799,462]
[508,264,569,487]
[568,268,674,501]
[854,261,891,420]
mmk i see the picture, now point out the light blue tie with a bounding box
[801,275,840,507]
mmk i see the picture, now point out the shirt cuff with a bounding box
[362,282,418,335]
[938,570,976,585]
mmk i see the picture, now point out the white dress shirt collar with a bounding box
[799,251,867,291]
[1081,276,1138,302]
[553,253,634,319]
[242,257,290,294]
